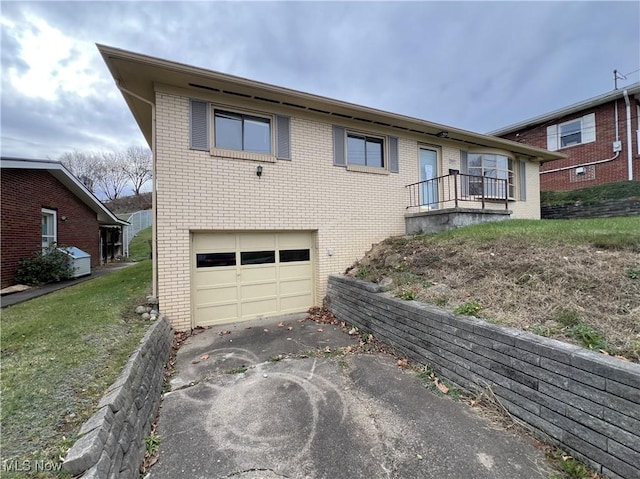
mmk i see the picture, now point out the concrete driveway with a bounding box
[149,314,551,479]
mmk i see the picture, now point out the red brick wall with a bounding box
[500,97,640,192]
[1,169,101,288]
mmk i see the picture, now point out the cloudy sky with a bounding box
[2,1,639,160]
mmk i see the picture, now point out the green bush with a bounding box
[15,246,74,285]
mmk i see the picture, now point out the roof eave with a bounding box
[489,83,640,136]
[0,158,125,226]
[97,44,565,163]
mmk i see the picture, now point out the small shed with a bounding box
[59,247,91,278]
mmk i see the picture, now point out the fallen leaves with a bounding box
[218,330,231,336]
[397,358,409,369]
[435,378,449,394]
[200,354,209,360]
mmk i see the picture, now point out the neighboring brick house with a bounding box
[1,158,127,288]
[99,45,563,331]
[490,83,640,192]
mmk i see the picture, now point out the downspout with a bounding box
[116,84,158,299]
[623,89,633,180]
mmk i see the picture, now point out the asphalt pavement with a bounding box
[149,314,552,479]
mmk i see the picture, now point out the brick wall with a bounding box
[500,98,640,192]
[1,169,100,288]
[154,87,543,330]
[327,275,640,479]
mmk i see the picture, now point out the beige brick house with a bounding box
[99,45,563,331]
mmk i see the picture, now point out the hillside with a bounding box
[103,192,152,214]
[347,218,640,362]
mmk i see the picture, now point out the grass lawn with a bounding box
[434,216,640,250]
[540,180,640,206]
[128,226,152,262]
[1,260,152,478]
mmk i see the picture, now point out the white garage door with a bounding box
[192,232,314,327]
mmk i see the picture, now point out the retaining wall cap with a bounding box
[571,350,640,389]
[63,424,109,474]
[78,406,114,437]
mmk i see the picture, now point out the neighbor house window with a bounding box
[42,208,57,250]
[214,110,271,154]
[346,133,384,168]
[467,153,514,198]
[546,113,595,151]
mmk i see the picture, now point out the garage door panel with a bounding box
[240,282,278,300]
[280,278,313,295]
[195,285,237,304]
[239,233,277,250]
[193,232,314,327]
[280,294,314,312]
[195,234,237,251]
[280,263,311,279]
[278,233,312,249]
[240,266,277,282]
[241,298,278,317]
[196,303,239,325]
[195,268,237,285]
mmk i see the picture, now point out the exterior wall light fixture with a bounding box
[256,165,263,177]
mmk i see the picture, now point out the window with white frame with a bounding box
[546,113,595,151]
[467,153,514,198]
[42,208,57,250]
[214,110,271,154]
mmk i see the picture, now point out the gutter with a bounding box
[116,84,158,299]
[623,90,633,180]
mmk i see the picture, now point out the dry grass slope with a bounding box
[347,218,640,361]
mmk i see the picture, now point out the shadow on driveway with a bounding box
[150,314,551,479]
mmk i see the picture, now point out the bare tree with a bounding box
[59,150,102,194]
[122,145,152,195]
[96,151,129,201]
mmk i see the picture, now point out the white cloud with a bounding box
[5,14,101,101]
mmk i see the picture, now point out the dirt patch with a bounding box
[347,235,640,361]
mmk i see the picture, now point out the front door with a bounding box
[419,148,438,208]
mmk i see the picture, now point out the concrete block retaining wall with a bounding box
[327,275,640,479]
[541,197,640,219]
[63,316,172,479]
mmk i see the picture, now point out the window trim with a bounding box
[346,132,385,168]
[546,113,596,151]
[211,105,277,162]
[466,151,515,200]
[42,208,57,251]
[558,118,582,148]
[333,125,390,175]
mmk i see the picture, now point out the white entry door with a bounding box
[419,148,438,208]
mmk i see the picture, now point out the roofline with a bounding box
[97,44,565,163]
[1,157,128,226]
[488,82,640,136]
